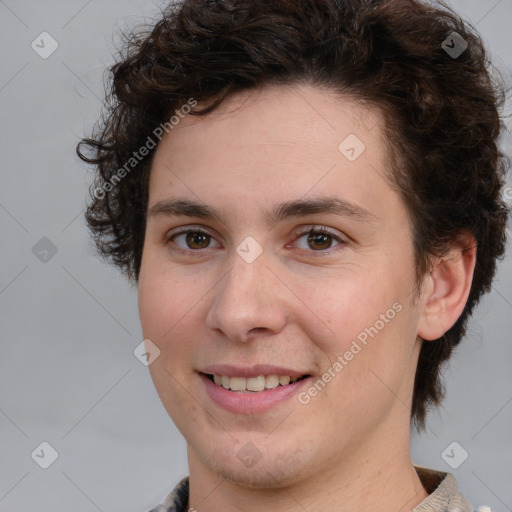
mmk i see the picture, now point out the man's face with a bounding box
[138,85,426,487]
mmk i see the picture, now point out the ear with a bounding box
[417,232,477,341]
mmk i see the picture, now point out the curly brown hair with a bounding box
[77,0,509,430]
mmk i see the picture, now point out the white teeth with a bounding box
[247,376,265,391]
[229,377,246,391]
[210,374,303,392]
[279,375,290,386]
[265,375,280,389]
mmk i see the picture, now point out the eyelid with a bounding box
[293,224,345,239]
[165,224,217,239]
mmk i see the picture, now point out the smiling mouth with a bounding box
[203,373,310,392]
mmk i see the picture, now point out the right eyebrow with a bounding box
[147,198,224,223]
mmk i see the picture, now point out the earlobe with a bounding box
[417,233,477,341]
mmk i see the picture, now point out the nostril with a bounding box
[249,327,266,334]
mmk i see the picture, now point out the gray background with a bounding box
[0,1,511,511]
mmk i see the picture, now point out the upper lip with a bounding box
[199,364,309,379]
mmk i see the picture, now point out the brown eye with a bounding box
[184,231,211,249]
[307,232,334,250]
[294,227,346,254]
[165,228,221,251]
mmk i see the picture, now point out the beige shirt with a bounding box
[414,466,473,511]
[149,466,474,512]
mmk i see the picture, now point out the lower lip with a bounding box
[200,373,310,414]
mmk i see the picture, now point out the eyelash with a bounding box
[163,225,347,256]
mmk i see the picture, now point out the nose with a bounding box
[205,249,288,343]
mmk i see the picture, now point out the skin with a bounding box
[138,84,476,512]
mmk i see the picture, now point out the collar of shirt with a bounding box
[148,466,474,512]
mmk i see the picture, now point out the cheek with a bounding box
[297,269,415,389]
[298,272,396,346]
[138,265,202,418]
[138,263,211,388]
[138,261,197,340]
[138,273,166,340]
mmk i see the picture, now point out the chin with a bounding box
[192,437,315,490]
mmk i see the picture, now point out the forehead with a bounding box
[168,85,384,156]
[152,84,387,168]
[148,84,399,225]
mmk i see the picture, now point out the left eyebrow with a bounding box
[147,196,377,225]
[266,196,377,225]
